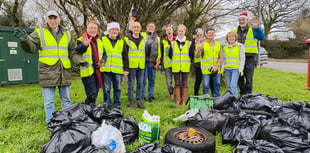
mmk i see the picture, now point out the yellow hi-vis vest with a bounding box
[162,40,172,68]
[102,36,124,74]
[77,37,104,78]
[224,45,241,69]
[194,44,201,63]
[200,41,221,74]
[171,40,192,73]
[234,26,258,54]
[124,37,146,69]
[36,28,71,68]
[141,32,161,61]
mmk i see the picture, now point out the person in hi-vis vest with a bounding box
[76,17,106,106]
[223,31,245,97]
[234,11,265,96]
[197,28,224,97]
[14,10,82,123]
[124,21,146,110]
[193,28,206,95]
[161,26,176,100]
[102,22,129,109]
[168,24,195,106]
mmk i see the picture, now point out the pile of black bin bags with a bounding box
[40,103,139,153]
[40,103,192,153]
[187,91,310,153]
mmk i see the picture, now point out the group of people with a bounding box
[14,10,264,123]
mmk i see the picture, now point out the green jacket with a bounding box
[20,25,81,87]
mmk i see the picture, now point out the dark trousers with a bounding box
[194,67,202,95]
[238,55,256,95]
[82,74,99,105]
[174,72,189,87]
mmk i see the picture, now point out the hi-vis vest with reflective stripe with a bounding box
[194,44,200,63]
[224,45,241,69]
[200,41,221,74]
[102,36,124,74]
[234,27,258,54]
[171,40,191,73]
[141,32,161,61]
[77,37,104,78]
[162,40,172,68]
[36,28,71,68]
[124,37,146,69]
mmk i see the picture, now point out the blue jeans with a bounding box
[203,73,221,97]
[165,67,174,95]
[103,72,122,108]
[225,69,240,97]
[128,68,144,104]
[142,62,156,98]
[42,86,71,123]
[81,74,99,105]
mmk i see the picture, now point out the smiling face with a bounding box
[239,17,248,28]
[147,23,156,33]
[206,30,215,41]
[228,34,236,44]
[86,22,98,37]
[46,16,60,31]
[108,28,119,39]
[132,22,141,35]
[166,27,173,37]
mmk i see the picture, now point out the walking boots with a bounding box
[174,86,181,106]
[181,87,189,106]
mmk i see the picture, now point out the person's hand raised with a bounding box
[83,36,92,47]
[251,16,259,29]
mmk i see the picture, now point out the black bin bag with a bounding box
[119,116,139,144]
[222,112,262,145]
[259,118,310,153]
[233,139,284,153]
[79,145,113,153]
[278,101,310,131]
[91,103,123,124]
[234,93,282,114]
[214,91,237,110]
[187,108,226,134]
[130,142,191,153]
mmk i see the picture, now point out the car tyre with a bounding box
[165,126,215,153]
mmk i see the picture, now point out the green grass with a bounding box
[0,67,309,153]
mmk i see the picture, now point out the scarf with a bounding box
[83,33,103,89]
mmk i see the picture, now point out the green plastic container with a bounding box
[188,95,214,110]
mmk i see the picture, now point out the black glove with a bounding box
[80,61,89,67]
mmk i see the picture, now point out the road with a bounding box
[262,61,308,74]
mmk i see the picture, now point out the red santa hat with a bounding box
[239,11,248,19]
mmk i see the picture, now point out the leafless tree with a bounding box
[0,0,27,26]
[240,0,307,38]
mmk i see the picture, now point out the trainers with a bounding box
[137,103,146,109]
[129,104,136,109]
[149,97,155,102]
[142,97,148,101]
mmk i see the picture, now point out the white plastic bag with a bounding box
[173,109,199,122]
[91,121,126,153]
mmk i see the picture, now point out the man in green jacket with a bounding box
[14,10,83,123]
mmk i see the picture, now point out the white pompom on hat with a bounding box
[239,11,249,19]
[107,22,120,32]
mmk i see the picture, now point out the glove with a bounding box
[154,60,161,70]
[80,61,89,67]
[14,28,27,41]
[239,71,244,76]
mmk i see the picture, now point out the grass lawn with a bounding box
[0,67,309,153]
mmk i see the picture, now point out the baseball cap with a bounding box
[46,10,59,18]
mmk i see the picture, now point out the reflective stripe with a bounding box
[40,55,69,59]
[200,57,218,62]
[82,55,92,58]
[201,66,213,69]
[225,61,240,65]
[105,64,123,69]
[109,55,122,60]
[164,61,172,65]
[225,57,239,60]
[129,49,145,52]
[244,45,257,48]
[173,53,188,56]
[65,31,70,46]
[246,38,255,41]
[39,28,46,47]
[128,55,145,59]
[41,46,68,51]
[80,66,91,70]
[171,60,191,63]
